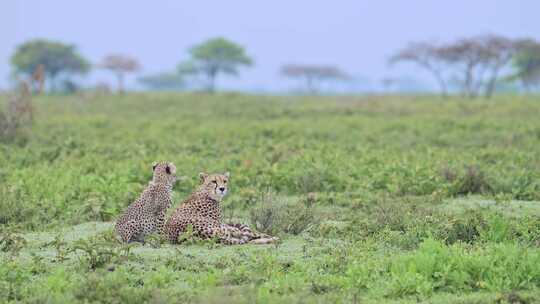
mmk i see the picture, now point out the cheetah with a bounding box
[115,161,177,243]
[164,172,278,245]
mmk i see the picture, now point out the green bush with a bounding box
[384,239,540,297]
[249,191,317,235]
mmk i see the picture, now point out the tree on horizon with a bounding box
[99,54,140,94]
[178,37,253,92]
[11,39,89,93]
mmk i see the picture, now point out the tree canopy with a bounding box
[389,42,449,97]
[99,54,140,93]
[512,40,540,91]
[10,39,89,92]
[390,35,524,98]
[281,64,350,94]
[179,37,252,92]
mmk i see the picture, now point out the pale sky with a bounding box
[1,1,539,92]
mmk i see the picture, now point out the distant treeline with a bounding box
[390,34,540,98]
[9,34,540,96]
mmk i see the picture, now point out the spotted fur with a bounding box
[115,161,177,243]
[164,172,277,245]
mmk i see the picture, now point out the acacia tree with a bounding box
[281,64,349,94]
[99,54,140,93]
[437,35,520,98]
[10,39,89,92]
[391,35,522,98]
[437,38,488,98]
[178,38,252,92]
[481,35,520,98]
[511,39,540,91]
[389,42,449,97]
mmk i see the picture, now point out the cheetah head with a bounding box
[198,172,230,200]
[152,161,177,186]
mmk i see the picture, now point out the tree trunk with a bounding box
[116,72,125,94]
[424,64,447,98]
[484,67,500,99]
[464,63,474,98]
[49,74,57,93]
[433,71,448,98]
[208,74,215,93]
[306,75,317,94]
[522,79,531,93]
[206,68,217,93]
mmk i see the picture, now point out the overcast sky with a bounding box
[1,1,539,92]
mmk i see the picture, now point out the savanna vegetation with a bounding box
[1,93,540,303]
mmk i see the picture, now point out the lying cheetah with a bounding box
[115,161,177,243]
[164,172,278,245]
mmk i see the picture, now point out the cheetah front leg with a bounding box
[155,195,172,235]
[116,221,143,243]
[204,223,278,245]
[199,223,252,245]
[156,210,167,235]
[225,223,279,243]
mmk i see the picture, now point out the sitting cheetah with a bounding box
[164,172,278,245]
[115,161,177,243]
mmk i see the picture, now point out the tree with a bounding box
[280,64,350,94]
[10,39,89,92]
[391,35,522,98]
[437,35,519,98]
[437,38,488,98]
[511,39,540,91]
[138,72,184,91]
[99,54,140,93]
[481,35,520,98]
[389,42,449,97]
[179,37,252,92]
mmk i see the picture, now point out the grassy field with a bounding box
[1,93,540,303]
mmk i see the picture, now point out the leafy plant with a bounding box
[0,231,27,257]
[249,191,317,235]
[0,83,33,143]
[70,232,133,270]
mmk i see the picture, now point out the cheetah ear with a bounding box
[152,162,158,171]
[199,172,208,183]
[167,163,176,175]
[224,172,230,178]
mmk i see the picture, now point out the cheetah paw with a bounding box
[249,237,279,244]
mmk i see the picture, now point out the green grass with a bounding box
[1,93,540,303]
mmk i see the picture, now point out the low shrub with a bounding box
[340,196,540,249]
[442,164,492,196]
[249,191,318,235]
[0,83,33,143]
[383,239,540,297]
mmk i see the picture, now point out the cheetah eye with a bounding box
[224,180,227,184]
[212,180,217,184]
